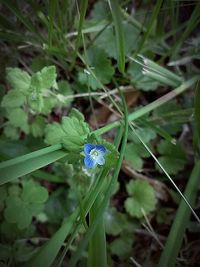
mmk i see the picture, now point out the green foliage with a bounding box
[128,61,159,91]
[156,140,186,175]
[125,180,156,218]
[125,127,155,170]
[152,101,183,134]
[6,67,31,92]
[110,235,133,259]
[78,46,114,90]
[104,207,130,236]
[6,108,29,134]
[45,108,90,151]
[95,23,139,60]
[1,66,73,140]
[1,90,26,108]
[30,116,46,138]
[4,180,48,229]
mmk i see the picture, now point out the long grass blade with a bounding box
[133,0,164,57]
[158,161,200,267]
[194,81,200,142]
[48,0,56,47]
[88,194,107,267]
[108,0,125,73]
[68,87,128,267]
[170,1,200,59]
[27,168,109,267]
[54,126,124,267]
[70,0,88,70]
[0,150,67,185]
[1,0,44,42]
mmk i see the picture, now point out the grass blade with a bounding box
[133,0,164,57]
[108,0,125,73]
[88,194,107,267]
[70,0,88,70]
[1,0,44,42]
[0,150,67,185]
[94,77,198,136]
[27,168,109,267]
[158,161,200,267]
[194,81,200,142]
[48,0,56,47]
[68,87,128,267]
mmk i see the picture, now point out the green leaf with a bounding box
[69,108,85,121]
[21,180,48,203]
[1,90,26,108]
[6,68,31,92]
[152,101,182,134]
[95,23,139,59]
[125,144,143,170]
[4,181,48,230]
[110,235,133,258]
[91,1,110,20]
[104,207,129,236]
[78,46,114,90]
[45,111,90,152]
[4,196,32,229]
[57,80,73,106]
[3,125,20,140]
[45,123,67,145]
[125,180,156,218]
[156,140,186,175]
[130,127,157,144]
[40,66,57,89]
[78,72,100,90]
[41,96,57,114]
[124,142,151,171]
[6,108,29,134]
[30,116,46,137]
[128,61,159,91]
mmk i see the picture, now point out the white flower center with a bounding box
[90,149,99,160]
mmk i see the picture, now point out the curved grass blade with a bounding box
[54,126,124,267]
[27,168,109,267]
[158,161,200,267]
[68,87,128,267]
[108,0,125,73]
[0,144,62,169]
[0,150,67,185]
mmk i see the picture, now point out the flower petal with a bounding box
[96,155,105,166]
[96,145,106,156]
[84,144,96,155]
[84,155,96,169]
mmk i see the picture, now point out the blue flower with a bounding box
[84,144,107,169]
